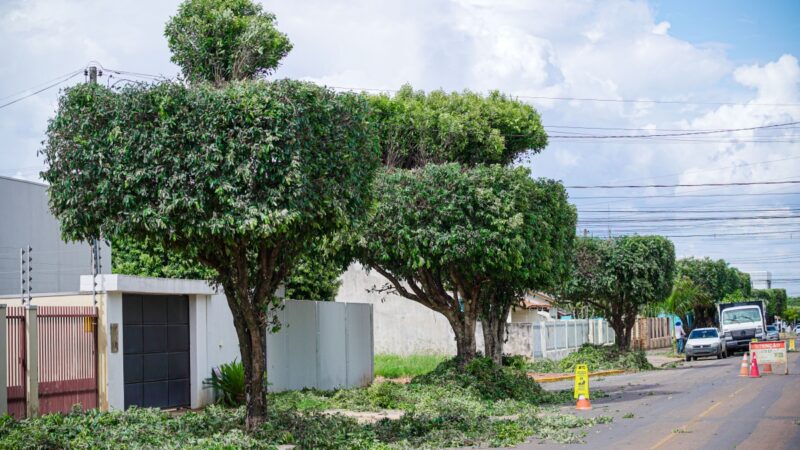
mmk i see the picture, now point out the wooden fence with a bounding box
[631,317,673,350]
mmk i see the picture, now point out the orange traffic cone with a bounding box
[761,362,773,374]
[739,353,749,377]
[576,394,592,410]
[749,352,761,378]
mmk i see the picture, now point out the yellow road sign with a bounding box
[789,338,796,352]
[574,364,589,400]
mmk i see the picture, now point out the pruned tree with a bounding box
[165,0,292,85]
[368,85,547,168]
[563,236,675,349]
[42,8,378,426]
[676,257,752,328]
[352,164,574,366]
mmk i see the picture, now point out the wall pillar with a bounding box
[99,292,124,411]
[25,305,38,418]
[189,294,209,408]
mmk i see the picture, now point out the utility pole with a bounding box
[85,65,103,306]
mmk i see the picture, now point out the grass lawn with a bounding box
[374,353,447,378]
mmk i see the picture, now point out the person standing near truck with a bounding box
[675,320,687,353]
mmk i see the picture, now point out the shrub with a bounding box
[205,359,246,407]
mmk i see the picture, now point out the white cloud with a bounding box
[0,0,798,290]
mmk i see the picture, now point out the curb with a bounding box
[528,369,625,383]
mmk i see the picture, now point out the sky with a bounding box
[1,0,799,295]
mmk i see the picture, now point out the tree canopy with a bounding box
[368,85,547,169]
[353,163,575,364]
[563,235,675,348]
[42,79,379,427]
[165,0,292,84]
[674,257,752,328]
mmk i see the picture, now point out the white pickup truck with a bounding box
[716,300,766,354]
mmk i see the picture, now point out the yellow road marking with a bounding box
[729,386,746,398]
[650,402,723,449]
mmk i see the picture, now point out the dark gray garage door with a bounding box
[123,294,190,409]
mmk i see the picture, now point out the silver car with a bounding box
[685,327,726,361]
[765,325,780,341]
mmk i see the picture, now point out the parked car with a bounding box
[765,325,780,341]
[795,325,800,334]
[685,327,726,361]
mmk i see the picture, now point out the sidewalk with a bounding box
[645,347,684,367]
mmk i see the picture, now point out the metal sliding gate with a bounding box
[3,306,98,418]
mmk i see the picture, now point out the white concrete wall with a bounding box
[202,292,241,405]
[336,264,458,356]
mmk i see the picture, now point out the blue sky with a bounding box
[653,0,800,64]
[1,0,799,295]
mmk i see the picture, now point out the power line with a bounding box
[547,121,800,139]
[0,71,83,110]
[567,180,800,189]
[0,68,85,102]
[570,191,800,200]
[327,85,800,108]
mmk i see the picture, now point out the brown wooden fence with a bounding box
[3,305,98,419]
[631,317,673,350]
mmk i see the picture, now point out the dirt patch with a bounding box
[373,375,412,384]
[323,409,405,424]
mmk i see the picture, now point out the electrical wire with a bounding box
[0,71,83,110]
[567,180,800,189]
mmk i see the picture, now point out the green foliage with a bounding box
[354,163,575,362]
[0,361,613,448]
[527,344,653,373]
[43,80,377,250]
[563,236,676,348]
[112,236,218,279]
[205,360,246,407]
[412,357,547,403]
[369,85,547,169]
[165,0,292,84]
[43,77,380,424]
[374,354,448,378]
[753,288,788,322]
[501,354,529,370]
[676,257,752,328]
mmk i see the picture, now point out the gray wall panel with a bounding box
[0,176,111,296]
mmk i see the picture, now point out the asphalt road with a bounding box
[516,348,800,449]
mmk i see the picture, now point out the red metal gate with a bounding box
[4,306,98,418]
[6,307,26,419]
[37,306,98,415]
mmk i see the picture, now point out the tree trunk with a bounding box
[238,324,267,430]
[449,315,477,367]
[610,318,629,349]
[482,303,512,365]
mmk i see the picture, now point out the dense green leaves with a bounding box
[674,257,752,327]
[165,0,292,84]
[43,80,378,251]
[42,78,379,427]
[563,236,676,348]
[369,85,547,168]
[353,163,575,363]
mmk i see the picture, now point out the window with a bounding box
[688,329,718,339]
[722,308,761,325]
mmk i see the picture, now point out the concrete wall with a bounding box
[336,264,458,355]
[0,176,110,296]
[266,300,374,392]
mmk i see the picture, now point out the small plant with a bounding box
[205,359,246,407]
[622,412,634,419]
